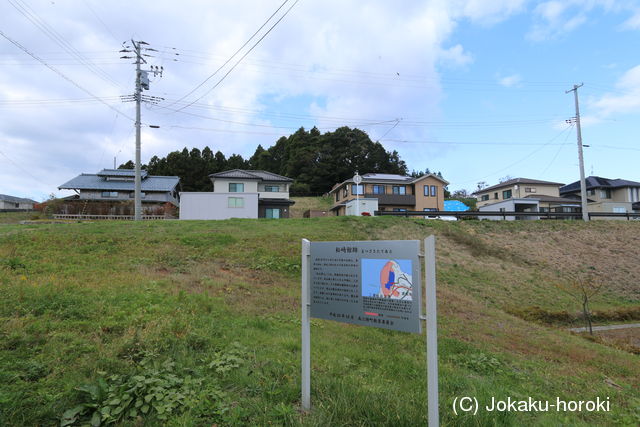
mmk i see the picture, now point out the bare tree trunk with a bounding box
[582,293,593,335]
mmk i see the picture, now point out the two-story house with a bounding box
[474,178,581,219]
[179,169,295,220]
[560,176,640,215]
[329,173,448,216]
[58,169,180,214]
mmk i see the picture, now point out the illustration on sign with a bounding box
[362,259,413,300]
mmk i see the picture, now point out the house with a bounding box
[560,176,640,215]
[474,178,581,220]
[179,169,295,220]
[329,173,449,216]
[0,194,37,211]
[58,169,180,215]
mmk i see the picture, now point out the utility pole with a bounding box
[566,83,589,221]
[134,40,142,221]
[120,40,163,220]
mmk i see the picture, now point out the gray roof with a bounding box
[59,173,180,192]
[0,194,37,204]
[475,178,564,194]
[97,168,149,179]
[523,194,581,204]
[331,172,448,192]
[560,176,640,194]
[209,169,293,182]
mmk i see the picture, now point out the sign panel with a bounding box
[309,240,421,333]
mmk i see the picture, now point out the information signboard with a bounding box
[309,240,421,333]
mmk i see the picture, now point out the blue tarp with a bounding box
[444,200,470,211]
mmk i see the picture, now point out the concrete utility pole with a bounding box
[134,40,142,221]
[121,41,163,220]
[566,83,589,221]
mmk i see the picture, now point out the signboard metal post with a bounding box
[301,238,311,411]
[425,235,439,426]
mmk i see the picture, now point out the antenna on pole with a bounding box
[121,40,164,221]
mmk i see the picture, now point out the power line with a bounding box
[0,149,50,188]
[82,0,121,44]
[0,29,134,121]
[170,0,301,113]
[449,124,575,187]
[165,0,290,108]
[7,0,123,89]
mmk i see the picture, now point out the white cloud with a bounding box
[498,73,522,87]
[589,64,640,116]
[0,0,532,199]
[527,0,639,41]
[621,9,640,29]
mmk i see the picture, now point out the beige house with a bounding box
[329,173,448,216]
[474,178,581,219]
[560,176,640,215]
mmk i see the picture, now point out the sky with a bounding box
[1,0,639,201]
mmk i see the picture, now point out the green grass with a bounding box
[1,217,639,426]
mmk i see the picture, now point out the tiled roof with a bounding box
[331,172,448,191]
[475,178,564,194]
[59,174,180,192]
[209,169,293,182]
[523,194,581,204]
[560,176,640,194]
[97,168,149,179]
[0,194,37,204]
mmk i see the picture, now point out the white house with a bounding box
[179,169,295,220]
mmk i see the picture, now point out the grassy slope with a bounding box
[289,196,333,218]
[0,217,639,426]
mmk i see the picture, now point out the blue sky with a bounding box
[1,1,639,201]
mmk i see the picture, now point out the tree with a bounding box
[557,270,603,335]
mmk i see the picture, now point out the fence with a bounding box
[53,214,167,220]
[374,210,640,220]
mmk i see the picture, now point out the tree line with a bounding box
[120,126,444,196]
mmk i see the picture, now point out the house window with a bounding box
[392,186,406,195]
[430,185,437,197]
[228,197,244,208]
[229,183,244,192]
[351,184,364,195]
[264,185,279,192]
[540,207,549,212]
[129,192,146,198]
[424,208,437,212]
[101,191,118,198]
[494,192,498,199]
[480,194,489,201]
[335,192,340,202]
[503,190,512,200]
[14,203,20,208]
[600,189,611,199]
[265,208,280,218]
[613,207,626,213]
[342,187,348,198]
[372,185,385,194]
[525,187,536,193]
[587,189,596,196]
[393,208,407,212]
